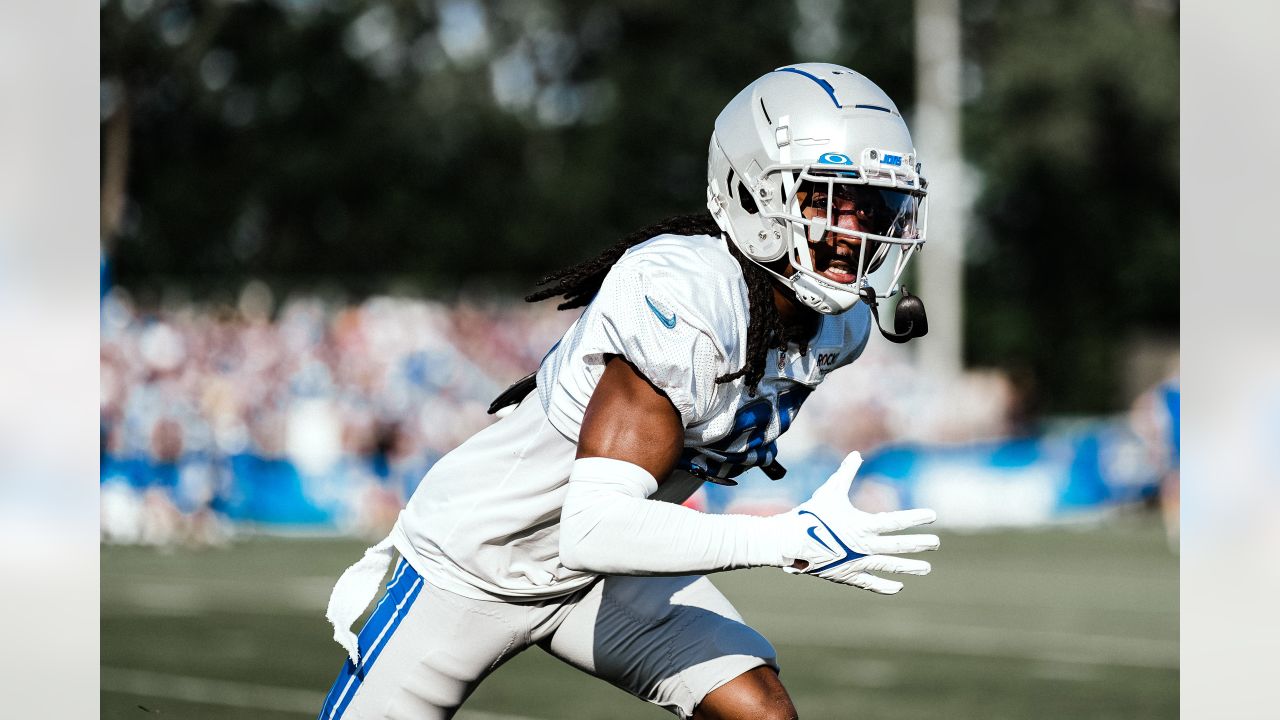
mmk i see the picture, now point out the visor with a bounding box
[796,176,922,241]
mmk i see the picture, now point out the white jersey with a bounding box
[391,233,872,601]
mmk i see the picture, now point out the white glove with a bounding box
[780,451,939,594]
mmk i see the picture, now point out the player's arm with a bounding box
[575,354,684,481]
[559,356,940,593]
[559,354,785,575]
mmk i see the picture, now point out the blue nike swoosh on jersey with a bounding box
[644,295,677,328]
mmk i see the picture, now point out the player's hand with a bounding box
[780,451,939,594]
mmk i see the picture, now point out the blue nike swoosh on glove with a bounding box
[806,525,834,553]
[644,296,677,328]
[798,510,866,573]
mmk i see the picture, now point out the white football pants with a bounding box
[318,558,778,719]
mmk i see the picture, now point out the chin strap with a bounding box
[859,285,929,344]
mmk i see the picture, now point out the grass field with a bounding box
[102,515,1177,719]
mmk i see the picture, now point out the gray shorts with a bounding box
[318,558,778,719]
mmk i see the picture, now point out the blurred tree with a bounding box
[961,0,1178,412]
[100,0,803,294]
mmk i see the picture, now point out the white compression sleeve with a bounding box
[559,456,801,575]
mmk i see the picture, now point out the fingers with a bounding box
[867,507,937,533]
[855,555,932,576]
[822,451,863,497]
[849,572,903,595]
[865,533,940,554]
[839,450,863,475]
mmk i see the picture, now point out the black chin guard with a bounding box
[860,286,929,344]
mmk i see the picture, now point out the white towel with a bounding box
[324,535,396,666]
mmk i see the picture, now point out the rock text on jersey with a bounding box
[815,352,840,369]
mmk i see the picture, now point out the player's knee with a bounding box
[737,690,798,720]
[695,691,799,720]
[750,684,799,720]
[694,667,798,720]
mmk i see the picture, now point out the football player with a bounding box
[319,63,940,720]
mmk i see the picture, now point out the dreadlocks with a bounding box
[526,213,804,391]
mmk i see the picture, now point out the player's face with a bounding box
[796,182,885,285]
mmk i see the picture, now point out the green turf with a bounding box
[102,515,1177,719]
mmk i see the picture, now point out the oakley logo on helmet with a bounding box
[818,153,855,165]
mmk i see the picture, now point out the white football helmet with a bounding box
[707,63,928,315]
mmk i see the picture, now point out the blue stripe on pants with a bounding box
[318,558,426,720]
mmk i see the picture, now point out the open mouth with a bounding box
[816,250,860,285]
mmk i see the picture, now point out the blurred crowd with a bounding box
[100,283,571,543]
[100,283,1172,545]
